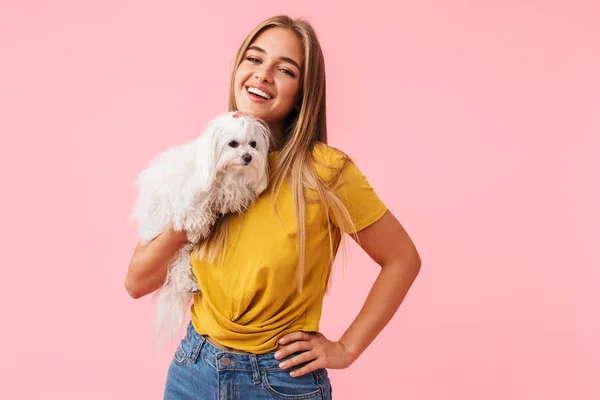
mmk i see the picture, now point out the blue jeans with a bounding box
[164,322,333,399]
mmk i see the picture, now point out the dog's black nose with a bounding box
[242,153,252,164]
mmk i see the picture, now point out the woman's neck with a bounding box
[268,122,284,151]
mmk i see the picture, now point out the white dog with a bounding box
[131,111,270,343]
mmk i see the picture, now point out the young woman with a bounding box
[125,15,421,400]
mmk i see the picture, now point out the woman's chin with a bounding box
[237,104,270,121]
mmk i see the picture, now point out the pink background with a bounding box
[1,1,598,399]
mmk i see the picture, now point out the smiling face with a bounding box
[233,27,304,141]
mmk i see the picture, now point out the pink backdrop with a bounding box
[1,1,598,399]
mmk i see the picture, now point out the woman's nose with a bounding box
[254,66,274,83]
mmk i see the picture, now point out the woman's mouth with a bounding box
[246,86,273,102]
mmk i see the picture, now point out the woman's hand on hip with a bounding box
[274,332,354,377]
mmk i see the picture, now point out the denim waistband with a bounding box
[184,322,317,374]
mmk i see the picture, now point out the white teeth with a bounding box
[247,87,271,99]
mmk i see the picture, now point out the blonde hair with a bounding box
[196,15,357,291]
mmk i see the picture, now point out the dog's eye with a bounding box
[228,141,239,148]
[250,141,257,148]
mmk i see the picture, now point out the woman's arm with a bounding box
[338,210,421,359]
[275,210,421,376]
[124,227,189,299]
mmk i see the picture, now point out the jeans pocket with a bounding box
[173,343,188,366]
[262,369,324,399]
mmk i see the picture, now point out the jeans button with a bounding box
[220,357,231,367]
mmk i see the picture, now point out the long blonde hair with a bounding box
[197,15,357,291]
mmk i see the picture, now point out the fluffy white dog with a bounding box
[131,111,270,343]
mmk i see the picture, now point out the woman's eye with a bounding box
[228,141,239,148]
[246,56,260,63]
[280,68,295,77]
[250,141,257,148]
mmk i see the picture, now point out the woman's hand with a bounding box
[274,332,355,377]
[125,226,190,299]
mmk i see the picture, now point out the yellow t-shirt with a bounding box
[189,142,387,353]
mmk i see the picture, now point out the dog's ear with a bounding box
[255,166,269,194]
[194,123,221,192]
[252,119,271,194]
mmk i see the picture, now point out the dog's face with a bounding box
[195,112,270,194]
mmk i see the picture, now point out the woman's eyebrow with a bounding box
[247,45,301,70]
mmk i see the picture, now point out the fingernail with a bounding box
[274,351,281,359]
[290,371,297,377]
[279,338,285,344]
[279,362,287,369]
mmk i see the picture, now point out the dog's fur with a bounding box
[131,111,270,343]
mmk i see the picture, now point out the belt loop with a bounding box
[249,354,261,384]
[190,332,205,363]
